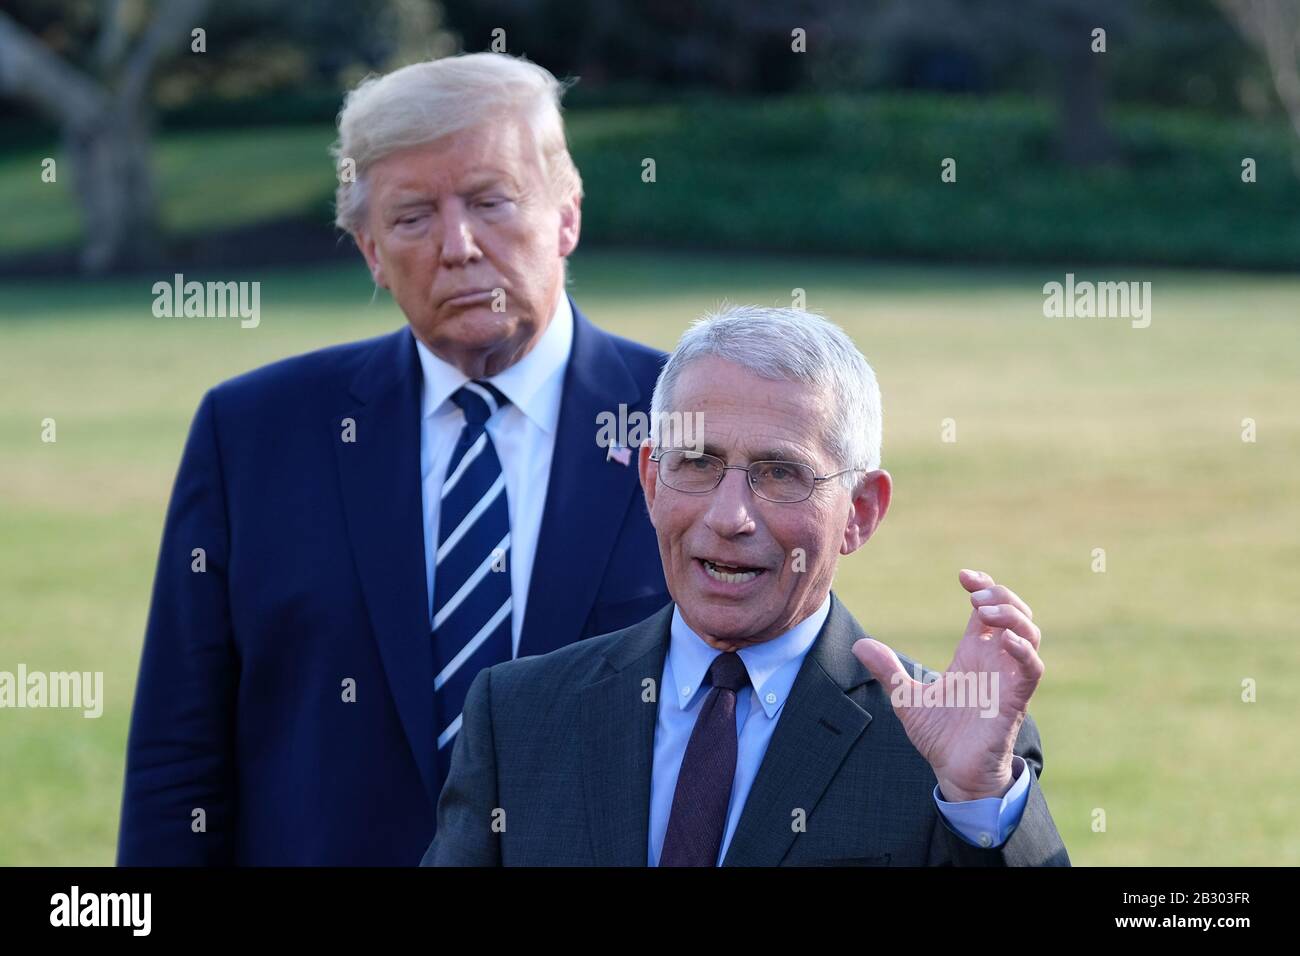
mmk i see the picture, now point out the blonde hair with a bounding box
[332,52,583,233]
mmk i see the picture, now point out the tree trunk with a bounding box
[65,102,160,273]
[0,1,209,273]
[1055,14,1119,166]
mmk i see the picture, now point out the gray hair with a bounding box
[331,52,583,234]
[649,305,883,486]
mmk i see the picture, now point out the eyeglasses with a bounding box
[649,449,863,503]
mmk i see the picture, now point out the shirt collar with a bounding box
[667,593,832,719]
[414,291,573,434]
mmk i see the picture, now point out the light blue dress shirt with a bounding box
[647,594,1031,865]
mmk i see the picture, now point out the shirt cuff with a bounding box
[932,754,1030,849]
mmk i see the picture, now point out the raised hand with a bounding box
[852,569,1044,802]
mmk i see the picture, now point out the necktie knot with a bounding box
[707,652,750,693]
[451,381,509,427]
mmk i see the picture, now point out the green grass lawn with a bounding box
[1,250,1297,865]
[0,125,338,256]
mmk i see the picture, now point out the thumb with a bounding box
[852,637,915,700]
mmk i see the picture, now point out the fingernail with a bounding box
[972,589,994,601]
[978,604,997,616]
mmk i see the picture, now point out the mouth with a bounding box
[440,288,496,308]
[696,557,766,585]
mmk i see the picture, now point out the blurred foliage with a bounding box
[570,93,1300,269]
[2,0,1280,134]
[3,93,1296,269]
[1,1,1294,270]
[0,0,456,134]
[442,0,1269,116]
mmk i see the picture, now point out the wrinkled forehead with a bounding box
[661,359,833,465]
[367,116,543,191]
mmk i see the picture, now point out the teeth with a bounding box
[703,560,759,584]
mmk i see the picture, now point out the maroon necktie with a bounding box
[659,651,752,866]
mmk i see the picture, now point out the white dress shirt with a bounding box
[416,293,574,657]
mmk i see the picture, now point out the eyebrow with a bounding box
[382,193,435,213]
[460,173,516,195]
[380,175,518,213]
[696,442,807,462]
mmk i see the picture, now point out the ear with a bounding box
[557,191,581,259]
[841,469,892,556]
[638,440,658,523]
[354,229,388,289]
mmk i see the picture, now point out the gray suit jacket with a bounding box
[423,592,1070,866]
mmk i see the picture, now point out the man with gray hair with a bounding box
[119,53,669,865]
[425,305,1069,866]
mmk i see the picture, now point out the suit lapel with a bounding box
[580,604,673,865]
[519,299,647,657]
[722,594,877,866]
[332,328,440,807]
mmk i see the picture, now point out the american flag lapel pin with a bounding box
[607,445,632,466]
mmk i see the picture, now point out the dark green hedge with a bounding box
[569,94,1300,270]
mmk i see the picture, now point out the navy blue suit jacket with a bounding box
[117,299,669,865]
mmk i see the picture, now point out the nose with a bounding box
[437,199,482,267]
[703,467,757,539]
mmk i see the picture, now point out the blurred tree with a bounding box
[0,0,210,272]
[1111,0,1255,115]
[0,0,454,273]
[829,0,1129,165]
[154,0,456,111]
[441,0,824,94]
[443,0,1165,164]
[1217,0,1300,139]
[1030,0,1127,165]
[442,0,1262,127]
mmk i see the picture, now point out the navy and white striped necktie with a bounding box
[432,380,513,780]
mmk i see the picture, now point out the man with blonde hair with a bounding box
[119,53,669,865]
